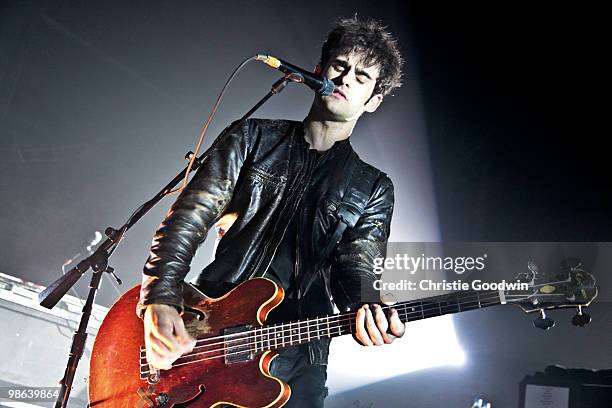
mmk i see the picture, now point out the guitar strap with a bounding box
[298,151,381,300]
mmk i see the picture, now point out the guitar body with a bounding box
[89,278,290,407]
[88,258,598,406]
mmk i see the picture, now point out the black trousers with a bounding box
[268,345,329,408]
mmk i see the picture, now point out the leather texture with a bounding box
[138,118,395,363]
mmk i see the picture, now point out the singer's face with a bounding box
[314,52,383,122]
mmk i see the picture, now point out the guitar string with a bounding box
[140,293,505,371]
[139,289,503,357]
[139,290,524,361]
[160,295,504,371]
[140,291,560,365]
[144,290,568,374]
[174,294,500,362]
[144,289,505,353]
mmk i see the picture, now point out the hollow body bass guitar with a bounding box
[89,264,597,407]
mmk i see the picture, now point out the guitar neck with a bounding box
[251,289,503,352]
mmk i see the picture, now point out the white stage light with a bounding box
[327,314,465,394]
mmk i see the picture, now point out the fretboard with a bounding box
[250,289,502,353]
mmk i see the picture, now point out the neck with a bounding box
[303,110,356,152]
[248,289,504,353]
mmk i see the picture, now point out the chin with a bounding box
[322,111,354,122]
[325,104,357,120]
[315,99,358,121]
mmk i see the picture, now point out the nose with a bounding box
[334,68,355,88]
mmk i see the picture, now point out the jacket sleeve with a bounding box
[330,173,394,312]
[137,119,252,317]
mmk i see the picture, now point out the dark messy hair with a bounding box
[319,15,403,97]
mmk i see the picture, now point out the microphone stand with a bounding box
[38,76,292,407]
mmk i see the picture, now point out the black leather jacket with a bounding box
[138,118,394,364]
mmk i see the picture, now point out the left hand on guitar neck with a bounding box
[354,303,405,346]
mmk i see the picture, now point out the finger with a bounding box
[146,339,173,370]
[389,308,406,337]
[355,305,373,346]
[372,304,395,344]
[148,335,171,357]
[149,335,183,363]
[148,354,172,371]
[152,320,181,352]
[145,306,181,351]
[173,319,196,351]
[365,305,385,346]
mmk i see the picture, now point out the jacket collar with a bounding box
[295,121,352,158]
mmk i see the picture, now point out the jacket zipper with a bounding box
[296,149,322,310]
[249,134,314,279]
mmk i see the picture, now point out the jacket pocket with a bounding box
[316,195,341,232]
[244,166,286,192]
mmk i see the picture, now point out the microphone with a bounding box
[86,231,103,253]
[256,55,335,96]
[61,231,103,272]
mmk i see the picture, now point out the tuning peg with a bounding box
[571,306,591,327]
[561,258,582,271]
[533,309,555,330]
[527,260,540,276]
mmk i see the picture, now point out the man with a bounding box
[138,16,405,407]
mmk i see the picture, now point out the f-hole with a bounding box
[183,306,206,321]
[172,385,205,407]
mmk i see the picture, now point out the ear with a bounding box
[364,94,383,113]
[314,63,321,75]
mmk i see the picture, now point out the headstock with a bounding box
[505,258,598,330]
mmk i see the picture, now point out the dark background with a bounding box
[1,1,609,407]
[410,2,609,242]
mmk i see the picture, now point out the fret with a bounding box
[268,327,272,350]
[291,321,300,345]
[261,327,267,350]
[404,304,418,322]
[281,323,285,347]
[422,300,440,318]
[249,290,505,354]
[309,319,314,340]
[272,325,277,349]
[438,296,460,314]
[398,304,406,323]
[261,327,265,350]
[298,321,304,344]
[268,326,272,349]
[457,294,476,311]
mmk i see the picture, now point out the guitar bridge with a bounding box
[223,324,255,364]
